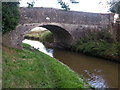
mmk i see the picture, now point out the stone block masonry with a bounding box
[3,7,114,49]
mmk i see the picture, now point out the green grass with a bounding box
[71,28,120,62]
[71,40,120,61]
[40,31,54,43]
[25,30,54,44]
[2,45,89,88]
[25,30,47,38]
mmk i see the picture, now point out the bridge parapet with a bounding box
[20,7,114,26]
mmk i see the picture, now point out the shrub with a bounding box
[40,31,54,43]
[116,42,120,56]
[2,2,20,34]
[58,0,70,11]
[96,29,113,43]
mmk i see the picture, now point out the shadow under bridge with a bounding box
[40,24,73,48]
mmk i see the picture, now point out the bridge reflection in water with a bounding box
[22,39,119,88]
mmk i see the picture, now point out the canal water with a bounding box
[22,39,119,88]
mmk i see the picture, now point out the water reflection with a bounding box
[22,39,119,88]
[53,49,118,88]
[84,70,108,88]
[22,39,53,57]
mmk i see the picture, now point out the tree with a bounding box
[2,2,20,34]
[27,0,35,8]
[109,0,120,18]
[69,0,79,4]
[58,0,70,11]
[58,0,79,11]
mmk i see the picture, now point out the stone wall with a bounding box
[20,7,114,26]
[3,7,114,49]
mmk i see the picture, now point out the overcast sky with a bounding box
[20,0,110,13]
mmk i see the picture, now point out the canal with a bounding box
[22,39,119,88]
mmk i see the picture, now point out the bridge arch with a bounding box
[24,23,74,48]
[24,23,73,48]
[39,24,73,48]
[3,23,73,49]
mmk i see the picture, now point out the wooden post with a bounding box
[115,20,120,42]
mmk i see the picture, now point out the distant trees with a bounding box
[109,0,120,18]
[58,0,70,11]
[27,0,35,8]
[2,2,20,34]
[69,0,79,4]
[58,0,79,11]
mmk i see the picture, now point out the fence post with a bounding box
[115,20,120,42]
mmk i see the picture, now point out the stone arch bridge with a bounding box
[3,7,114,49]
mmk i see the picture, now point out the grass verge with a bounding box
[71,28,120,62]
[2,44,90,88]
[71,40,120,62]
[40,31,54,44]
[25,30,54,44]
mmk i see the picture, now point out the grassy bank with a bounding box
[71,41,119,61]
[25,30,47,39]
[2,44,89,88]
[71,30,120,62]
[25,30,54,44]
[25,30,54,48]
[40,31,54,44]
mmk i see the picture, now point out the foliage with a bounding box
[71,29,119,61]
[2,2,20,34]
[3,45,89,88]
[40,31,54,43]
[78,29,113,43]
[95,29,113,43]
[24,30,54,44]
[27,0,36,8]
[72,40,119,60]
[116,42,120,56]
[69,0,79,4]
[109,0,120,17]
[58,0,70,11]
